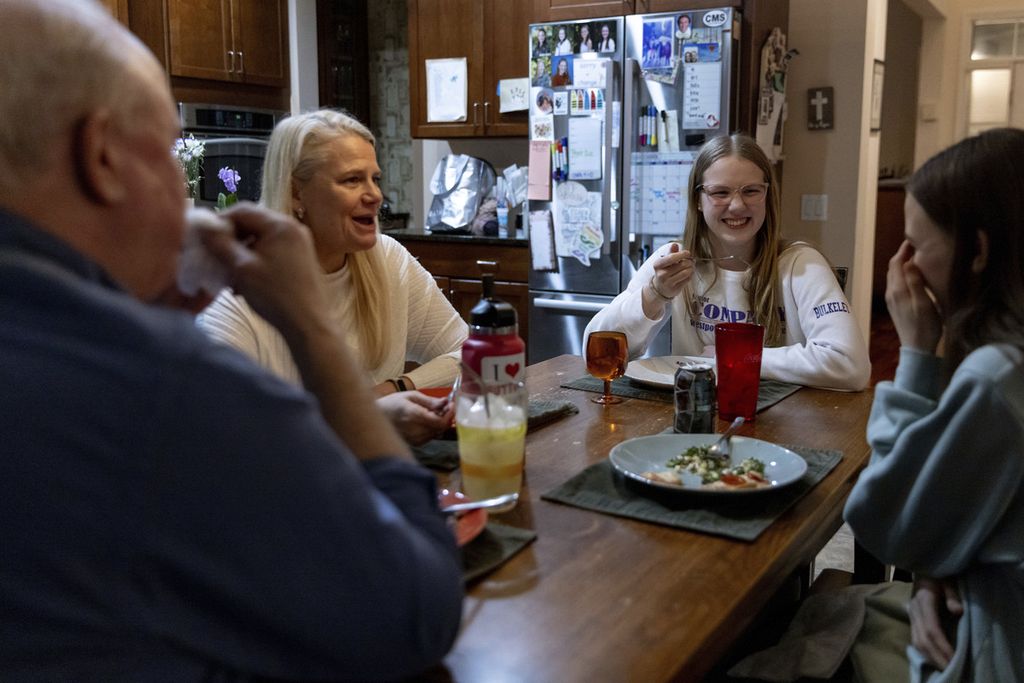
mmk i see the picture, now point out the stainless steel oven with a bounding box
[178,103,287,208]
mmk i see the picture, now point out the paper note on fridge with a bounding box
[425,58,467,122]
[683,61,722,129]
[568,117,602,180]
[658,110,680,152]
[529,210,558,272]
[572,59,608,88]
[528,141,552,201]
[552,181,604,266]
[499,78,529,112]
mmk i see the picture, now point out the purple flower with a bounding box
[218,167,240,194]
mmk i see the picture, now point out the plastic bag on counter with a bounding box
[502,164,528,207]
[427,154,496,234]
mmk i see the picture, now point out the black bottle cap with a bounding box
[470,274,517,330]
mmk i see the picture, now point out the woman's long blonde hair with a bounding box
[260,109,389,370]
[681,134,786,346]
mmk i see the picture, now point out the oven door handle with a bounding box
[532,297,608,313]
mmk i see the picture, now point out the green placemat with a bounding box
[528,398,580,430]
[540,445,842,542]
[561,375,801,412]
[462,522,537,583]
[412,439,460,471]
[413,399,579,471]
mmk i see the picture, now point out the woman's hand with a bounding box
[886,240,943,353]
[651,243,695,299]
[908,576,963,670]
[376,392,453,446]
[642,243,695,319]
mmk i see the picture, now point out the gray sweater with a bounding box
[845,345,1024,682]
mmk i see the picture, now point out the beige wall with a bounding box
[779,0,888,343]
[288,0,319,114]
[915,0,1023,166]
[880,0,921,179]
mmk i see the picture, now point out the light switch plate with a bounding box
[801,194,828,221]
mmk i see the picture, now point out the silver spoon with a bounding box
[441,492,519,515]
[706,416,745,462]
[435,371,461,416]
[659,246,750,269]
[688,254,751,268]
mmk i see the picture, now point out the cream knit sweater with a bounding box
[197,234,467,389]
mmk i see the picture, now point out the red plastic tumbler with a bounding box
[714,322,765,421]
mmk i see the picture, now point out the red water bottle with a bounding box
[461,275,525,386]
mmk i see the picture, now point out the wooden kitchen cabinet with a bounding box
[873,184,905,308]
[316,0,371,128]
[99,0,130,22]
[533,0,634,22]
[396,237,531,358]
[408,0,531,138]
[167,0,288,87]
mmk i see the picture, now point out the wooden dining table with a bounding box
[435,354,875,682]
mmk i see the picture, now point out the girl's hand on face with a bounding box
[651,242,695,299]
[886,240,943,354]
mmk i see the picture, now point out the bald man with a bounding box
[0,1,462,679]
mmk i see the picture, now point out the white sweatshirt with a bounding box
[197,233,468,389]
[585,242,870,390]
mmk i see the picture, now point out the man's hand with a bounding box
[377,392,453,446]
[909,576,963,669]
[151,284,215,314]
[201,203,331,339]
[200,202,411,462]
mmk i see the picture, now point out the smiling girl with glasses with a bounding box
[584,133,870,391]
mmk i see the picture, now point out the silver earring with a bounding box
[295,207,305,220]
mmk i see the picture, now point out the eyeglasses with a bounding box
[698,183,769,206]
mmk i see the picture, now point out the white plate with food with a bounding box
[609,434,807,495]
[624,356,716,390]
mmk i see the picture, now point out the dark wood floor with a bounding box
[868,306,900,386]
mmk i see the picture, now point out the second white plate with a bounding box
[624,355,716,389]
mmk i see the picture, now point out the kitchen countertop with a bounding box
[384,228,528,247]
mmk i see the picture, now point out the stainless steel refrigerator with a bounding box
[526,8,741,363]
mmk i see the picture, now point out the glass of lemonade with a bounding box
[455,380,527,513]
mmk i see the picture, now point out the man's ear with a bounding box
[972,230,989,274]
[73,109,128,205]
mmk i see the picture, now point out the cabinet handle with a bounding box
[476,259,499,274]
[473,102,479,126]
[484,101,490,124]
[227,50,235,73]
[238,51,244,74]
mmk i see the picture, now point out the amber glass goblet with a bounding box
[585,331,628,405]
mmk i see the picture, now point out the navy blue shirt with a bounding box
[0,210,462,681]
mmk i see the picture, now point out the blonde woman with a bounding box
[199,109,467,443]
[584,133,869,390]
